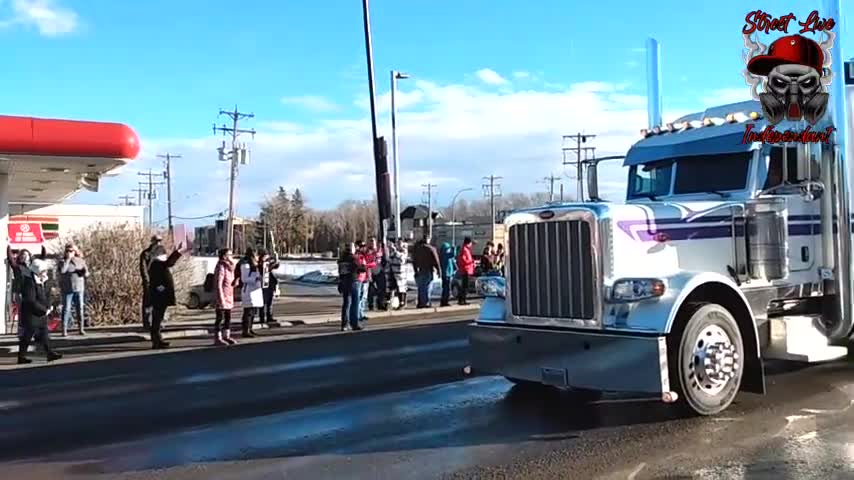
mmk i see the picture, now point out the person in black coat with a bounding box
[257,249,280,324]
[18,259,62,364]
[147,243,183,349]
[139,234,163,330]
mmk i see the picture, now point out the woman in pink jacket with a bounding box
[213,248,237,346]
[456,237,475,305]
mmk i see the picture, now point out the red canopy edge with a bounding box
[0,115,140,160]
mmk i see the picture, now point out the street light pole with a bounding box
[391,69,410,240]
[450,187,473,247]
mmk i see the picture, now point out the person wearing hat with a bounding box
[18,258,62,364]
[138,234,163,330]
[147,242,183,349]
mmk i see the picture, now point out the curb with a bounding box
[0,328,211,354]
[0,304,480,354]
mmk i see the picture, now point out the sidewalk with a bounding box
[0,303,480,354]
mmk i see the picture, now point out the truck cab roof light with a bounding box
[749,111,761,120]
[725,112,749,123]
[640,128,650,137]
[652,126,662,135]
[688,120,702,129]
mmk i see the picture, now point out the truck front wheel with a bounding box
[669,303,743,416]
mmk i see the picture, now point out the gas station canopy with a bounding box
[0,115,140,203]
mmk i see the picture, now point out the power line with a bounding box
[213,105,256,251]
[131,188,145,207]
[157,152,182,243]
[562,133,596,201]
[482,175,503,240]
[118,194,134,206]
[421,183,437,238]
[137,170,165,228]
[174,211,226,220]
[540,173,561,202]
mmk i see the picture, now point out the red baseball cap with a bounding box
[747,34,824,76]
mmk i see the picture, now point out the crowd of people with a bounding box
[207,244,280,346]
[336,235,506,332]
[7,232,508,363]
[140,235,282,348]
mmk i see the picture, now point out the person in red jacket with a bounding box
[456,236,475,305]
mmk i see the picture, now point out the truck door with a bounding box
[761,145,820,272]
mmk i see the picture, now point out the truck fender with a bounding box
[663,271,765,394]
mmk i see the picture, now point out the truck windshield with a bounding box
[673,152,751,194]
[628,160,673,199]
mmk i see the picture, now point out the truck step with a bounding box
[763,315,848,363]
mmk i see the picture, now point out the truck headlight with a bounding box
[476,276,506,298]
[610,278,666,302]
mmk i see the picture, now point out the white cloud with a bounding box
[475,68,509,86]
[76,74,738,225]
[0,0,78,36]
[281,95,339,112]
[701,88,752,107]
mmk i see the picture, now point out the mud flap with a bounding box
[741,355,766,394]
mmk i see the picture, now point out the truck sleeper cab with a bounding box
[469,99,852,416]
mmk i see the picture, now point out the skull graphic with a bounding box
[763,63,827,124]
[746,35,830,126]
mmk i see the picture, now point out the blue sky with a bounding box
[1,0,849,225]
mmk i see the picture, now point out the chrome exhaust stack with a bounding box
[822,0,852,343]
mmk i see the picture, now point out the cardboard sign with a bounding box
[9,223,44,245]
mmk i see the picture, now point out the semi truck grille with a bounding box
[509,220,595,320]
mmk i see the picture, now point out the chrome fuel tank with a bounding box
[746,197,789,281]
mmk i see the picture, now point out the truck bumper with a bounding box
[469,323,670,394]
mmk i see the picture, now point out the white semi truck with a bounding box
[469,26,854,415]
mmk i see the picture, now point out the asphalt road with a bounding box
[4,321,854,479]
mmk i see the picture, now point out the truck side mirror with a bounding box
[632,174,643,192]
[587,161,600,201]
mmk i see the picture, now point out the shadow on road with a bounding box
[42,376,700,477]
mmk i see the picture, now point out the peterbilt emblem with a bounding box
[539,210,555,220]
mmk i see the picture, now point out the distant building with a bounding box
[431,221,505,249]
[393,205,442,241]
[8,203,144,253]
[194,216,261,255]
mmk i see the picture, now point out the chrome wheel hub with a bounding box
[688,324,739,395]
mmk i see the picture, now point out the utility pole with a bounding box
[132,188,145,207]
[482,175,503,241]
[562,133,596,201]
[157,152,182,243]
[137,171,165,228]
[213,106,256,251]
[390,70,410,240]
[421,183,437,239]
[118,195,134,206]
[541,173,561,202]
